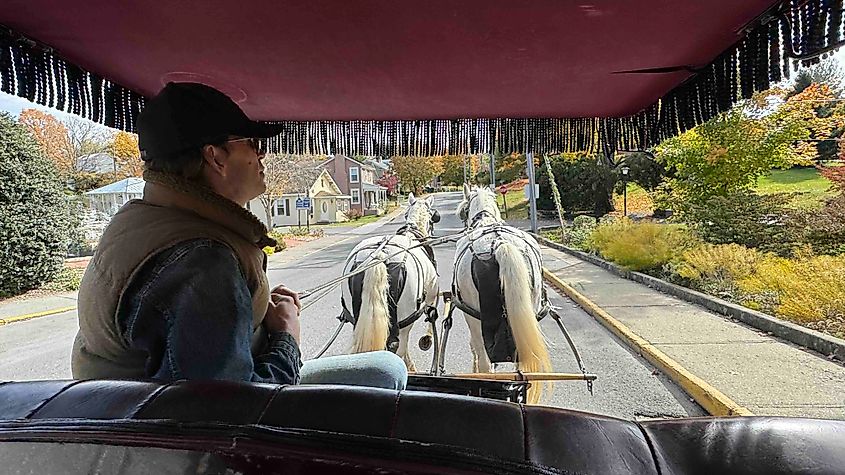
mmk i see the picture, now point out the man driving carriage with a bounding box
[71,82,407,389]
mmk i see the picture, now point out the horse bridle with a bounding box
[406,199,440,232]
[460,191,496,228]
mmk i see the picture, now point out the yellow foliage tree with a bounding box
[391,155,443,194]
[110,131,143,177]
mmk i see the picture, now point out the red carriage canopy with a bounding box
[1,1,841,155]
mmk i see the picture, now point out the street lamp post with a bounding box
[621,166,630,217]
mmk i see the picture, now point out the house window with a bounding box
[284,198,291,216]
[351,188,360,204]
[350,166,359,183]
[275,199,286,217]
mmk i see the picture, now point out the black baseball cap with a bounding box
[137,82,283,160]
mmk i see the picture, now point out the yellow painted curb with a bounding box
[0,306,77,326]
[542,268,753,417]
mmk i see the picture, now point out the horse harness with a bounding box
[451,223,551,320]
[340,224,438,351]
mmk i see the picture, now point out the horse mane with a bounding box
[462,188,502,220]
[456,196,469,218]
[406,200,432,235]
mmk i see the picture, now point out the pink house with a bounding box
[322,155,388,216]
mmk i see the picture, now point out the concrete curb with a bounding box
[542,269,753,417]
[534,234,845,363]
[0,306,77,326]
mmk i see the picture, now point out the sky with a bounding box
[3,48,845,130]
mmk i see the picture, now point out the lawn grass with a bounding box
[313,212,383,228]
[755,167,835,208]
[496,190,528,219]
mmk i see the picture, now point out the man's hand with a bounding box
[265,285,301,345]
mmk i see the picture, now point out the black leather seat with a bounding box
[0,379,842,474]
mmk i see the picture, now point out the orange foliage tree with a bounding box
[18,109,72,175]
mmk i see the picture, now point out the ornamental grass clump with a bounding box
[674,243,762,299]
[588,219,699,272]
[737,250,845,324]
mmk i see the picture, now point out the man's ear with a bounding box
[408,193,416,205]
[202,144,227,177]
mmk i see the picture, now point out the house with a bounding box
[248,164,351,227]
[84,177,145,217]
[322,155,388,216]
[76,152,118,175]
[363,157,391,179]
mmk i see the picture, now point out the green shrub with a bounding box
[0,113,73,297]
[588,219,699,272]
[562,216,597,249]
[346,208,363,220]
[793,194,845,255]
[41,267,84,292]
[679,191,802,256]
[266,230,288,252]
[537,154,616,217]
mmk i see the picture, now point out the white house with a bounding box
[76,152,118,175]
[84,177,145,217]
[248,167,351,227]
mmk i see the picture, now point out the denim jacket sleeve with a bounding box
[118,239,302,384]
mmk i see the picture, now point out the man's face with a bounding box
[219,137,266,204]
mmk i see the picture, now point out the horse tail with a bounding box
[495,242,552,404]
[351,252,391,354]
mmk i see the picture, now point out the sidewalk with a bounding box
[0,292,78,322]
[541,246,845,420]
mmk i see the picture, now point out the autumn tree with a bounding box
[109,131,143,177]
[259,154,326,227]
[391,155,443,194]
[439,155,480,185]
[656,105,809,207]
[18,109,72,175]
[377,172,399,196]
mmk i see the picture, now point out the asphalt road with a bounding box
[0,191,704,419]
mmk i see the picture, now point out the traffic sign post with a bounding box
[296,197,312,232]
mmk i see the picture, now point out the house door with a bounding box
[319,200,331,222]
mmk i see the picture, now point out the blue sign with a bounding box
[296,197,311,209]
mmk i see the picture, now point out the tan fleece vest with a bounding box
[71,170,276,379]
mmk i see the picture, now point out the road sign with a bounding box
[296,197,311,209]
[523,184,539,200]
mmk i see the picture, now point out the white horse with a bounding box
[341,194,440,371]
[454,184,551,403]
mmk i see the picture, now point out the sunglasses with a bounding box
[224,137,267,155]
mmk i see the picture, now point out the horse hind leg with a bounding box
[398,326,416,372]
[464,312,491,373]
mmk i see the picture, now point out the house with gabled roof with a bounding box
[322,155,388,216]
[248,165,351,227]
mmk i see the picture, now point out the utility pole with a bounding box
[526,152,538,233]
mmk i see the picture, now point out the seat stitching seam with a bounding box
[389,391,402,438]
[636,421,663,475]
[521,404,529,462]
[129,382,172,418]
[255,385,286,423]
[25,380,85,419]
